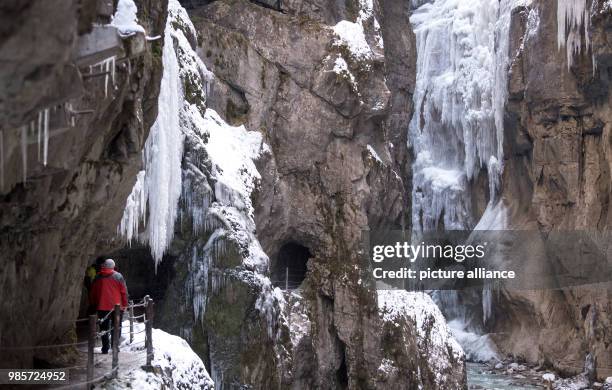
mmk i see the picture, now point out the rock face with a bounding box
[0,0,168,367]
[144,0,465,388]
[490,0,612,378]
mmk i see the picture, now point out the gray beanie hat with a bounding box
[102,259,116,269]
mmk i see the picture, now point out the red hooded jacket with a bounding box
[89,269,128,311]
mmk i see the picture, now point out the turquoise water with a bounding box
[467,363,544,390]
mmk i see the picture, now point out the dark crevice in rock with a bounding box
[271,241,311,289]
[336,339,349,389]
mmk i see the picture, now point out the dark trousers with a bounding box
[98,310,122,353]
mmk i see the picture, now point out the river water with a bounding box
[467,363,545,390]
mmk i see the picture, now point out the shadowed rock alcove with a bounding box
[80,245,176,316]
[272,242,311,290]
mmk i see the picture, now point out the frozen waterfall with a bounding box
[409,0,517,232]
[408,0,522,359]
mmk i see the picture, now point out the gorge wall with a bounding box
[0,0,168,367]
[142,0,464,388]
[0,0,611,388]
[488,0,612,377]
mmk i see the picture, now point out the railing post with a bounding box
[112,304,120,378]
[285,267,289,290]
[129,300,134,344]
[87,314,97,389]
[145,295,154,366]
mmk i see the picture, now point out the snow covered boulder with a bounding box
[377,290,465,389]
[95,323,214,389]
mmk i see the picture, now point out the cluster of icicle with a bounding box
[88,56,117,98]
[1,107,53,191]
[557,0,592,69]
[186,231,229,323]
[1,18,123,192]
[408,0,517,232]
[408,0,527,351]
[118,0,184,264]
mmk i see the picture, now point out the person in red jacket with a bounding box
[89,259,128,354]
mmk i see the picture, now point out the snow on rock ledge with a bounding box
[377,290,465,388]
[96,322,214,389]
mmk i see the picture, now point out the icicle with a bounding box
[104,59,109,98]
[482,288,492,324]
[110,56,116,86]
[43,108,49,166]
[557,0,591,69]
[70,104,76,127]
[37,111,42,161]
[21,126,27,183]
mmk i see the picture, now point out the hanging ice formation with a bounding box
[557,0,592,69]
[88,57,117,98]
[184,108,271,329]
[42,109,49,166]
[7,108,51,187]
[119,5,185,264]
[119,6,280,371]
[409,0,524,352]
[409,0,518,232]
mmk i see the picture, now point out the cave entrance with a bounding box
[272,242,311,290]
[78,245,175,318]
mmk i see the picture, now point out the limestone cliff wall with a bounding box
[493,0,612,377]
[0,0,168,367]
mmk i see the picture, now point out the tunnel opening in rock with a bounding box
[272,242,311,290]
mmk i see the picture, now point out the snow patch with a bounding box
[97,321,214,389]
[111,0,146,37]
[331,55,358,90]
[205,109,267,221]
[366,144,383,164]
[332,20,373,61]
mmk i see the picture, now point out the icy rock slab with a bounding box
[377,290,465,388]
